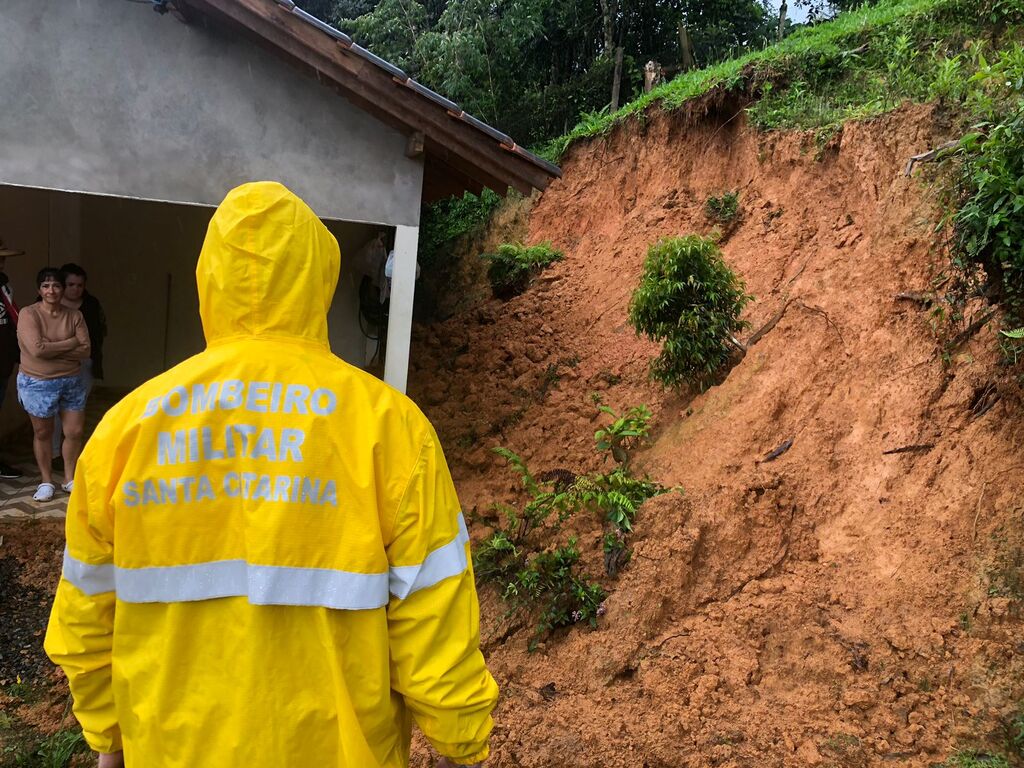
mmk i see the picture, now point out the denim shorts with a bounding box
[17,372,88,418]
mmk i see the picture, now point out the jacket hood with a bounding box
[197,182,340,347]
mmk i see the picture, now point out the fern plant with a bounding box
[576,468,668,533]
[477,408,677,647]
[491,447,577,539]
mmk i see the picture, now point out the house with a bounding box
[0,0,559,431]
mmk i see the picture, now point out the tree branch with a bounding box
[904,139,960,177]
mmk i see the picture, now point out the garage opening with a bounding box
[0,183,392,439]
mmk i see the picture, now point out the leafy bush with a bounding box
[418,189,501,272]
[705,191,741,222]
[628,235,751,388]
[932,44,1024,359]
[504,539,606,649]
[481,242,563,299]
[475,405,674,646]
[950,112,1024,314]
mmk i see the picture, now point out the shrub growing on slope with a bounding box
[482,241,563,299]
[939,44,1024,355]
[628,235,751,389]
[705,191,741,223]
[474,405,673,648]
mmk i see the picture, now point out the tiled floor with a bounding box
[0,387,126,519]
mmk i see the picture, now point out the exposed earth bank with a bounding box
[408,103,1024,767]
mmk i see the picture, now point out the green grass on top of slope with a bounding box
[538,0,1022,161]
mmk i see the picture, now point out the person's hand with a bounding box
[97,751,124,768]
[436,758,481,768]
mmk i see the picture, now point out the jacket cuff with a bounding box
[441,743,489,765]
[84,726,123,755]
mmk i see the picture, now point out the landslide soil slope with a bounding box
[408,104,1024,767]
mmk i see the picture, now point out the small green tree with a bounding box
[628,235,751,389]
[594,404,652,465]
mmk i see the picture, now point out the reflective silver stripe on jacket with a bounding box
[61,513,471,608]
[62,549,116,595]
[388,513,469,600]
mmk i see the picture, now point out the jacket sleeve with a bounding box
[385,426,499,765]
[44,433,122,754]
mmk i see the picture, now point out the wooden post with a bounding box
[611,45,624,111]
[777,0,787,41]
[644,61,659,93]
[678,23,696,71]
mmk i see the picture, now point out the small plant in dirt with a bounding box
[603,530,630,577]
[943,752,1011,768]
[0,721,88,768]
[4,675,31,700]
[481,242,563,299]
[36,728,88,768]
[490,447,578,540]
[476,408,674,647]
[998,702,1024,762]
[594,404,652,465]
[628,235,751,389]
[704,191,740,223]
[503,538,607,649]
[575,467,667,533]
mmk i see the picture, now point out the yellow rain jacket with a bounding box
[45,181,498,767]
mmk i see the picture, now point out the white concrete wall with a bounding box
[0,0,424,226]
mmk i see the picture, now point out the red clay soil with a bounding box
[408,103,1024,767]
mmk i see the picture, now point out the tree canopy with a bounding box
[296,0,854,147]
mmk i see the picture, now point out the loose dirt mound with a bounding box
[409,104,1024,767]
[0,520,64,688]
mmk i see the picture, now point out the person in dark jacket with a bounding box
[51,263,107,468]
[0,239,23,480]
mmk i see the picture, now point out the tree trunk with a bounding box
[611,46,624,111]
[599,0,617,57]
[777,1,788,41]
[678,23,696,70]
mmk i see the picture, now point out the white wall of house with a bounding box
[0,0,431,422]
[0,0,424,227]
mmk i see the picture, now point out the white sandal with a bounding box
[62,480,74,493]
[33,482,55,502]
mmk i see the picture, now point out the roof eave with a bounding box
[169,0,560,199]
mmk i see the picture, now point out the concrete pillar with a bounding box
[384,224,419,393]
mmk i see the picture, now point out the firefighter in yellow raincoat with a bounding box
[45,181,499,768]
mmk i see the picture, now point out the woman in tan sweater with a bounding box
[17,267,90,501]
